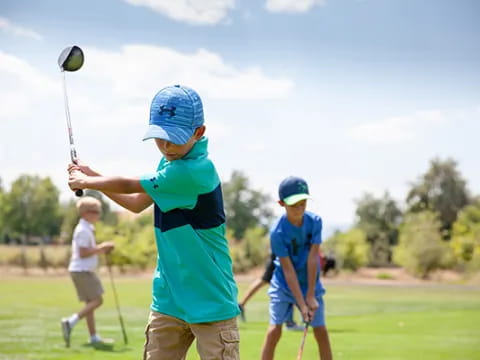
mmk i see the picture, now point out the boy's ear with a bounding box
[194,125,206,139]
[278,200,286,207]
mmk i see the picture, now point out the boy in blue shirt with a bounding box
[68,85,240,359]
[261,176,332,360]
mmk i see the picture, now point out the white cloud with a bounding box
[0,51,58,121]
[347,110,447,145]
[0,51,56,94]
[81,45,294,101]
[0,17,42,40]
[124,0,234,25]
[265,0,326,13]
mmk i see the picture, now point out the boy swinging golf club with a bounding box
[67,84,240,359]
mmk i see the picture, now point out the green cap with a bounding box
[283,193,311,206]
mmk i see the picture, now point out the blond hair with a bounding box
[76,196,102,215]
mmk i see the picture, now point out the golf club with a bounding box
[58,45,84,197]
[106,254,128,345]
[296,321,310,360]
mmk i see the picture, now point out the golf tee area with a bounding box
[0,272,479,360]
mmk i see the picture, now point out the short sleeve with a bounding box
[74,229,91,248]
[310,216,323,245]
[271,231,289,258]
[140,162,198,212]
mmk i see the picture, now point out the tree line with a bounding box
[0,157,479,277]
[324,158,480,277]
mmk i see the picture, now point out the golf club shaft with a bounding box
[106,256,128,345]
[61,71,83,197]
[296,322,309,360]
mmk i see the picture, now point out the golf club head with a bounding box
[58,46,84,72]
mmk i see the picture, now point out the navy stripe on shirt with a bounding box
[154,184,226,232]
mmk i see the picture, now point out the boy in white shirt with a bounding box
[61,196,114,347]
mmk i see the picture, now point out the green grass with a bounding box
[0,275,479,359]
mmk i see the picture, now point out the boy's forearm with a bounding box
[74,169,151,212]
[306,252,318,297]
[79,246,103,258]
[103,192,153,213]
[240,278,267,306]
[284,269,306,308]
[84,176,144,194]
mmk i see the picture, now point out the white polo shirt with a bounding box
[68,218,98,272]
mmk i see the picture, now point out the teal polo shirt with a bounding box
[140,136,239,323]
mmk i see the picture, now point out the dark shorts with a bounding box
[261,254,276,283]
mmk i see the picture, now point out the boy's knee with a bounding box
[313,325,329,337]
[267,325,282,338]
[89,296,103,307]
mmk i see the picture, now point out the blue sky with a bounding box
[1,0,479,233]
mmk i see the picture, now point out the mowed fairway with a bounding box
[0,274,479,360]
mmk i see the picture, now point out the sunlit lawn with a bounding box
[0,273,479,359]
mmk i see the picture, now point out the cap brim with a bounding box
[142,124,194,145]
[283,193,311,206]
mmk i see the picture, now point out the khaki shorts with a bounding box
[70,271,104,302]
[144,311,240,360]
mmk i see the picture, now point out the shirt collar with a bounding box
[79,217,95,231]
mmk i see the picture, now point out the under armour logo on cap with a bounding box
[159,105,176,117]
[298,183,308,193]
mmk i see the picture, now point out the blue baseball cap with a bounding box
[143,85,204,144]
[279,176,311,205]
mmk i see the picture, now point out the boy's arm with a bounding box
[306,243,320,316]
[70,173,151,211]
[279,256,310,323]
[103,192,153,214]
[79,241,115,258]
[68,163,152,213]
[239,278,268,307]
[69,171,143,193]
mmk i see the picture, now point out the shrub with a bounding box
[450,235,480,272]
[96,220,156,272]
[228,227,269,273]
[322,228,370,271]
[0,245,70,269]
[449,201,480,273]
[393,211,450,278]
[377,272,395,280]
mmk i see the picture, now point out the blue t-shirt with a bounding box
[140,136,239,323]
[269,211,325,300]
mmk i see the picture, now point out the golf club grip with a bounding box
[72,165,83,196]
[70,154,83,197]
